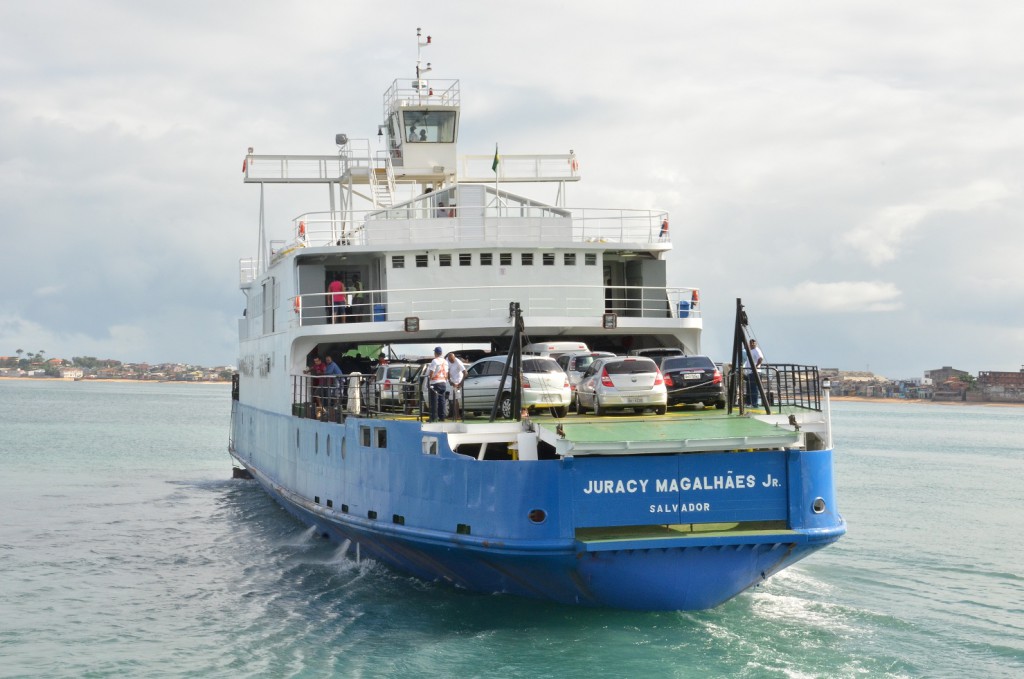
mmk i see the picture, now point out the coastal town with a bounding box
[822,365,1024,404]
[3,350,1022,403]
[0,352,232,383]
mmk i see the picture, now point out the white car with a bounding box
[575,356,668,415]
[462,355,571,418]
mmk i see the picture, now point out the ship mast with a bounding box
[415,27,432,101]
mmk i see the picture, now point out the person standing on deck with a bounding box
[305,355,326,408]
[327,276,346,324]
[427,347,449,422]
[351,274,366,322]
[323,354,344,411]
[744,339,765,407]
[446,352,466,421]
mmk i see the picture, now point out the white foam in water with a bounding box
[279,525,318,547]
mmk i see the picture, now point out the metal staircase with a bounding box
[367,153,397,208]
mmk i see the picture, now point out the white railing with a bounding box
[459,154,580,182]
[295,284,700,326]
[285,205,671,249]
[243,154,347,182]
[383,78,461,117]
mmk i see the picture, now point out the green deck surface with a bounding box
[558,413,792,443]
[537,410,804,454]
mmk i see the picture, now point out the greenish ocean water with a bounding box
[1,379,1021,678]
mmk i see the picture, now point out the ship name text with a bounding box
[582,473,778,496]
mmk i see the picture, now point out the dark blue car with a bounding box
[661,355,726,409]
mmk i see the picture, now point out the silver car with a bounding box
[575,356,668,415]
[556,350,615,406]
[371,362,421,412]
[462,355,571,418]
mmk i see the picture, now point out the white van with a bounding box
[522,340,590,360]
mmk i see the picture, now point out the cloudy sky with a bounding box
[2,1,1022,378]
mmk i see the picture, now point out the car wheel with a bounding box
[576,397,588,415]
[499,393,514,419]
[715,400,726,409]
[594,398,604,416]
[655,405,667,415]
[553,405,568,418]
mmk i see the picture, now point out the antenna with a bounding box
[415,27,432,95]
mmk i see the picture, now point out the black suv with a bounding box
[661,355,726,409]
[628,347,684,368]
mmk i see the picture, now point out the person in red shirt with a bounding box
[305,355,326,407]
[327,276,346,324]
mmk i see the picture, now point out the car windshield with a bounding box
[523,358,562,373]
[604,359,657,375]
[662,356,715,370]
[575,357,596,371]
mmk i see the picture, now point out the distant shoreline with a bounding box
[831,395,1024,408]
[3,377,1021,406]
[0,376,228,385]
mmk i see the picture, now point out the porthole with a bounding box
[812,497,826,514]
[326,434,332,456]
[528,509,547,524]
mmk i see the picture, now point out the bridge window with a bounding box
[392,255,405,269]
[439,254,451,267]
[459,253,472,266]
[521,253,534,266]
[500,253,512,266]
[480,253,493,266]
[405,111,457,143]
[543,253,555,266]
[564,253,577,265]
[416,254,428,268]
[585,253,597,266]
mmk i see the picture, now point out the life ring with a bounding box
[691,289,699,304]
[569,155,579,173]
[294,296,301,313]
[659,218,669,237]
[298,221,306,239]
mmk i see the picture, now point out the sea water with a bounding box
[1,380,1021,678]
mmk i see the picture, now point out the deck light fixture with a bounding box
[404,317,420,332]
[602,313,617,329]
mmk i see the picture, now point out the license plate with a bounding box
[683,373,702,380]
[542,393,557,402]
[625,396,644,403]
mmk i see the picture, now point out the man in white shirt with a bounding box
[427,346,449,422]
[744,339,765,407]
[446,352,466,421]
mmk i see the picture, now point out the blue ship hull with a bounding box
[229,402,845,610]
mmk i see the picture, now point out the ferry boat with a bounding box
[229,29,845,610]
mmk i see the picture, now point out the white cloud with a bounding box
[843,180,1015,265]
[771,281,903,313]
